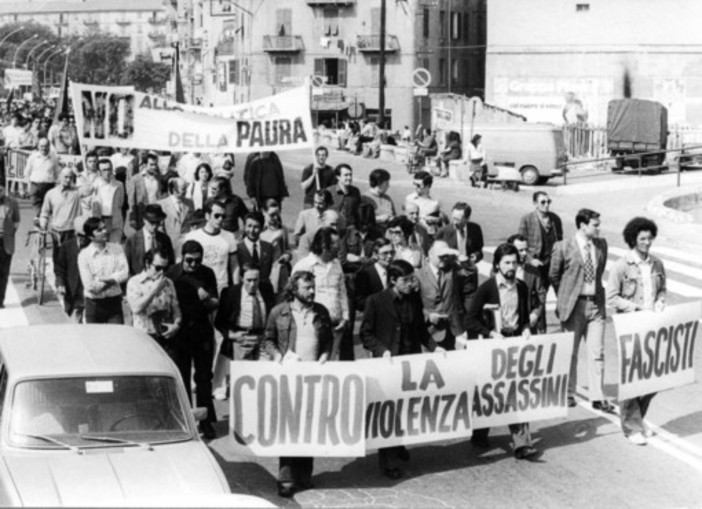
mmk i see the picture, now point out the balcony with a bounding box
[83,19,99,27]
[306,0,355,5]
[116,19,131,27]
[148,16,167,25]
[356,34,400,52]
[215,39,236,57]
[148,32,167,45]
[262,35,304,53]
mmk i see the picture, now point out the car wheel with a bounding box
[520,165,540,185]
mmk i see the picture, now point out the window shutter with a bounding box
[338,59,347,87]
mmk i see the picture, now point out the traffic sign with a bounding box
[413,87,429,97]
[412,68,431,88]
[347,102,365,119]
[311,74,326,87]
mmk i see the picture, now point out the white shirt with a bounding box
[374,262,387,289]
[95,179,118,216]
[2,125,23,148]
[575,232,597,296]
[25,151,59,184]
[184,228,237,293]
[290,301,318,361]
[238,290,267,329]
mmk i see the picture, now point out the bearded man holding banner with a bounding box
[262,270,333,498]
[465,243,540,460]
[606,217,666,446]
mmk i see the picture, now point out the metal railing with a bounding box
[262,35,304,52]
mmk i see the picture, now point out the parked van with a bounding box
[458,123,568,185]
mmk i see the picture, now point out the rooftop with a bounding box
[0,0,164,15]
[0,325,178,380]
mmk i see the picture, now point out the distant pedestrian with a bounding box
[0,180,20,308]
[243,151,289,209]
[300,146,336,209]
[25,138,59,217]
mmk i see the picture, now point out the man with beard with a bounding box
[465,243,539,460]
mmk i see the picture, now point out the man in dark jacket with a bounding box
[243,151,289,209]
[262,270,333,498]
[465,243,540,460]
[361,259,442,479]
[124,204,175,276]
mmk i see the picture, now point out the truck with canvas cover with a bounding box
[607,98,668,172]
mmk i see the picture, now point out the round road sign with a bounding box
[311,74,326,87]
[347,102,365,119]
[412,68,432,88]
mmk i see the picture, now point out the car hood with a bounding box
[4,442,229,507]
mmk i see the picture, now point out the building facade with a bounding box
[486,0,702,127]
[0,0,168,60]
[172,0,486,130]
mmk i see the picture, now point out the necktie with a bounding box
[435,270,445,306]
[584,243,595,284]
[252,243,260,264]
[251,294,263,330]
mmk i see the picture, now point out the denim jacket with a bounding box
[262,301,333,360]
[606,251,666,313]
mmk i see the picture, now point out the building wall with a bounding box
[0,2,168,61]
[178,0,486,130]
[486,0,702,126]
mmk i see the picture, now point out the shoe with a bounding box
[199,421,216,440]
[642,426,654,438]
[382,468,403,480]
[627,432,647,446]
[470,436,491,449]
[592,400,616,414]
[567,396,577,408]
[277,484,295,498]
[514,446,541,460]
[398,448,411,462]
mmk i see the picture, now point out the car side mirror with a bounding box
[193,407,208,422]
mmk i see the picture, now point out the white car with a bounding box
[0,325,273,508]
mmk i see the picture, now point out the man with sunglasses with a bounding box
[167,240,220,439]
[126,247,181,359]
[518,191,563,291]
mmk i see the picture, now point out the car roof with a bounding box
[0,325,179,380]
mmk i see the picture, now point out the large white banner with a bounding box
[69,82,314,153]
[364,352,474,450]
[612,302,701,400]
[4,69,32,89]
[464,333,573,428]
[230,362,366,457]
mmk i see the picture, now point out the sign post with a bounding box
[412,68,432,133]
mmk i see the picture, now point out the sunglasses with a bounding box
[539,199,552,205]
[183,257,202,265]
[152,263,168,272]
[212,213,224,219]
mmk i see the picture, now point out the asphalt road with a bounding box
[3,148,702,508]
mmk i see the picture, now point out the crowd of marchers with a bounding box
[0,128,666,498]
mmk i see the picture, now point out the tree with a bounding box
[122,54,171,93]
[66,33,130,86]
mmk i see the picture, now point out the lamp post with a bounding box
[12,34,38,68]
[35,45,54,67]
[43,47,65,89]
[0,26,24,49]
[25,40,49,68]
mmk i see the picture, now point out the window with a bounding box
[439,10,446,38]
[323,7,340,36]
[313,58,347,86]
[439,58,446,86]
[422,57,430,73]
[370,7,380,34]
[370,56,379,87]
[463,12,470,42]
[223,20,236,39]
[229,59,239,84]
[422,8,430,38]
[276,8,292,36]
[451,58,458,85]
[274,56,291,84]
[576,3,590,12]
[451,11,461,40]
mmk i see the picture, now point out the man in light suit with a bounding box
[435,202,484,262]
[518,191,563,291]
[157,177,194,252]
[415,240,477,350]
[550,208,614,413]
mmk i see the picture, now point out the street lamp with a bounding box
[12,34,38,68]
[35,45,55,66]
[25,40,49,68]
[0,26,24,49]
[43,47,65,89]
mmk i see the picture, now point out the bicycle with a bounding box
[25,229,61,305]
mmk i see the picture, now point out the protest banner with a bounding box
[69,82,314,154]
[230,361,365,457]
[612,302,701,400]
[465,333,573,429]
[4,69,32,89]
[364,352,474,450]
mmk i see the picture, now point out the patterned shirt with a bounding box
[78,242,129,299]
[292,254,349,323]
[127,271,181,335]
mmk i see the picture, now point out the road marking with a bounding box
[574,390,702,474]
[609,246,702,281]
[652,246,702,266]
[0,279,29,328]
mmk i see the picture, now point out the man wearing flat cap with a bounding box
[124,203,175,276]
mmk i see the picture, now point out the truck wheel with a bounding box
[520,166,540,185]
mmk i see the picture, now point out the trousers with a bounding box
[620,393,656,436]
[562,298,606,401]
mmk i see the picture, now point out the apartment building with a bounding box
[173,0,486,129]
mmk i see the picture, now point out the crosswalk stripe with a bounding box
[652,246,702,266]
[609,246,702,281]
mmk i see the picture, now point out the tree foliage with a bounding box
[66,33,131,85]
[122,54,171,93]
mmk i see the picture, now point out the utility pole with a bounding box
[378,0,386,128]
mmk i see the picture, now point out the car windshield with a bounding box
[9,376,192,449]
